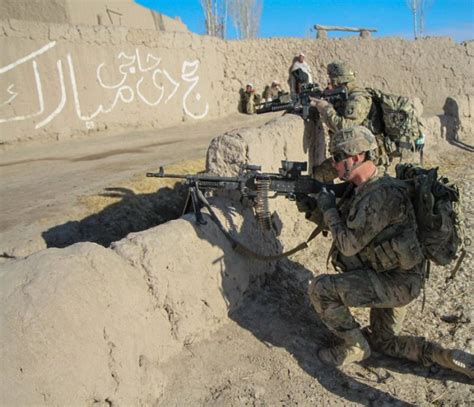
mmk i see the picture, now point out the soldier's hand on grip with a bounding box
[296,195,318,214]
[317,187,336,213]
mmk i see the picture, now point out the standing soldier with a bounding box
[311,62,379,135]
[303,125,473,378]
[309,62,386,179]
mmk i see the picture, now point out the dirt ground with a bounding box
[1,113,473,405]
[0,112,278,258]
[152,144,473,406]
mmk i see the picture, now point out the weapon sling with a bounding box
[195,188,324,261]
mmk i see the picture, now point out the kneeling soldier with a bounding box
[305,125,473,379]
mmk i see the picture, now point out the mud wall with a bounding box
[0,115,320,405]
[0,19,225,145]
[0,0,188,31]
[1,18,473,146]
[223,37,474,117]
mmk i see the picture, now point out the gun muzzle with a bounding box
[257,102,294,114]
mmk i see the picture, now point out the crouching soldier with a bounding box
[303,125,473,379]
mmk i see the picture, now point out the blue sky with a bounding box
[136,0,473,42]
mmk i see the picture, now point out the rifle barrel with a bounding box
[257,102,295,114]
[146,172,243,183]
[146,172,185,179]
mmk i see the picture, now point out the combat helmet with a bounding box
[330,126,377,156]
[327,62,356,86]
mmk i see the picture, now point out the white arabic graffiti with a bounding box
[182,60,209,119]
[0,42,209,130]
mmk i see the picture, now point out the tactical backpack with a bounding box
[396,164,469,279]
[367,89,424,155]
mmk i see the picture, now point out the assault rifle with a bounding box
[147,160,349,229]
[256,83,348,121]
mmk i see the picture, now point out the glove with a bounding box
[309,97,330,111]
[296,195,318,214]
[317,187,336,213]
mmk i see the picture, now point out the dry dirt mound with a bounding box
[42,159,205,248]
[1,114,472,405]
[0,115,311,405]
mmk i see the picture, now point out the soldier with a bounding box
[311,62,379,135]
[303,126,473,378]
[240,83,261,114]
[309,62,387,180]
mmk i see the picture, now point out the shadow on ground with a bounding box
[191,199,471,404]
[43,186,470,404]
[187,199,428,406]
[230,261,471,405]
[42,184,188,248]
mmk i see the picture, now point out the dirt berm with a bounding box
[1,113,473,405]
[0,115,312,405]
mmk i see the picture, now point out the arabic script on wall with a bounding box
[0,41,210,131]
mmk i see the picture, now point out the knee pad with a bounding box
[308,275,336,313]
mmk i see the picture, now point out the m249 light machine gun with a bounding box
[147,161,351,261]
[256,83,348,121]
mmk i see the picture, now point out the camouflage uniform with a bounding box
[312,63,387,180]
[317,83,376,134]
[317,62,382,136]
[309,174,434,365]
[307,126,474,377]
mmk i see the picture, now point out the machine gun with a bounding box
[147,160,349,230]
[256,83,348,121]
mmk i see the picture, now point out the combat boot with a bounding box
[318,329,371,367]
[430,345,474,379]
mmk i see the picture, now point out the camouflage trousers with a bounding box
[308,264,436,366]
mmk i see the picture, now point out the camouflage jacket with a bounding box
[318,84,382,136]
[323,174,425,273]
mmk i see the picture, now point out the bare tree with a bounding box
[229,0,263,40]
[406,0,434,39]
[200,0,229,39]
[418,0,434,36]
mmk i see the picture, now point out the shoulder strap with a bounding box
[196,188,324,261]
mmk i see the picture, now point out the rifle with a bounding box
[256,83,348,121]
[147,160,349,229]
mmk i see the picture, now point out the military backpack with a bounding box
[367,89,424,156]
[396,164,469,279]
